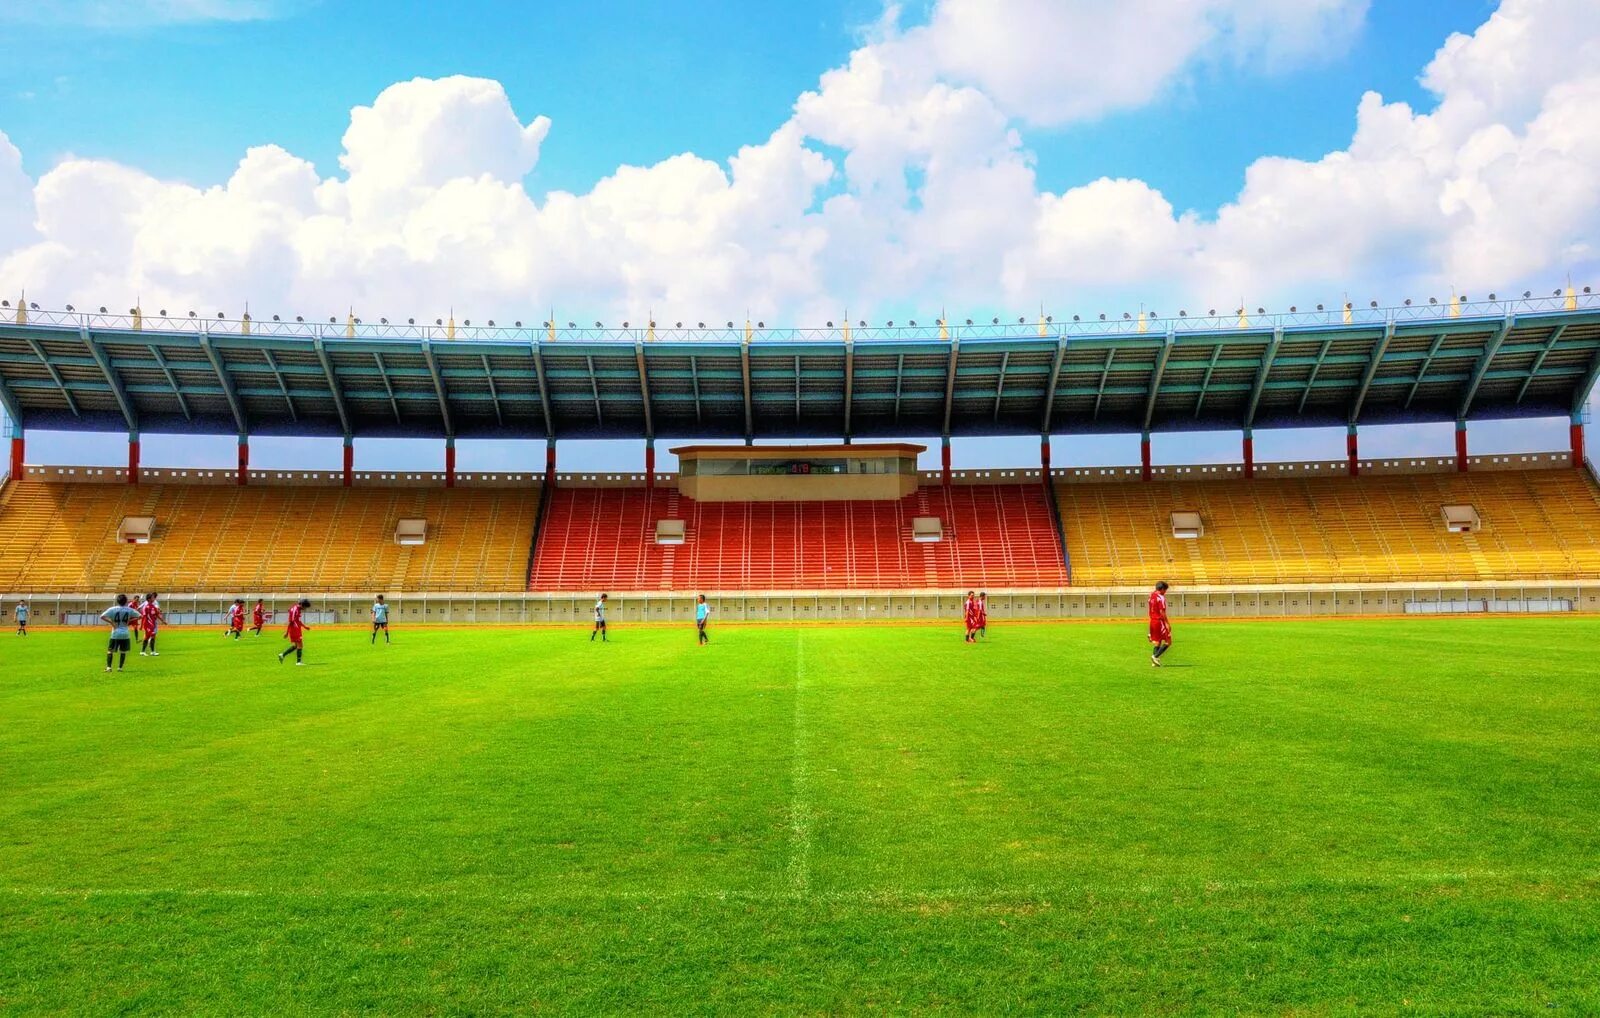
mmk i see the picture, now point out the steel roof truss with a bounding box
[24,335,80,418]
[1193,343,1225,418]
[1458,315,1515,419]
[1404,332,1451,409]
[481,354,503,427]
[372,352,403,425]
[1516,324,1568,404]
[1296,335,1332,415]
[260,348,297,423]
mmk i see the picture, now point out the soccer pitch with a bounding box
[3,618,1598,1014]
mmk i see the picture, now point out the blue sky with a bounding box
[0,0,1593,473]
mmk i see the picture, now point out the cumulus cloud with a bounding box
[0,0,1596,331]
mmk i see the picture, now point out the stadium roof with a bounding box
[1,298,1598,441]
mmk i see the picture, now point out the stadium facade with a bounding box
[2,293,1599,624]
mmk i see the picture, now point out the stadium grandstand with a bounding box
[2,292,1599,619]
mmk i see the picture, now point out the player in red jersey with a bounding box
[1148,581,1172,667]
[251,599,265,636]
[226,598,246,639]
[963,589,980,643]
[277,598,312,665]
[139,593,165,656]
[977,591,989,640]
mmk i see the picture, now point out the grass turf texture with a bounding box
[2,618,1598,1015]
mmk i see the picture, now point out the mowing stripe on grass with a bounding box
[787,629,813,898]
[5,869,1595,905]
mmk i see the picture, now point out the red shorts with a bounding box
[285,627,303,644]
[1149,620,1171,644]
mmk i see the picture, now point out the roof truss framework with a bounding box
[313,337,352,437]
[1458,316,1514,419]
[1349,321,1396,425]
[420,340,455,437]
[481,354,503,427]
[1517,324,1567,404]
[24,335,79,418]
[0,312,1593,440]
[149,344,192,421]
[260,348,297,423]
[197,334,245,435]
[1404,332,1451,409]
[1296,335,1333,415]
[1245,328,1282,429]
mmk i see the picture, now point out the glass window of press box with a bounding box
[681,457,916,477]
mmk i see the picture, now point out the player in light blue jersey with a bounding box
[695,594,711,645]
[13,600,29,636]
[591,593,608,642]
[100,594,140,672]
[371,594,390,645]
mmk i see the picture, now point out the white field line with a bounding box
[1,870,1593,907]
[787,629,813,898]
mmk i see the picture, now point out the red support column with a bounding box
[1346,425,1360,477]
[1140,433,1152,481]
[1455,420,1469,473]
[236,435,249,486]
[1572,419,1586,468]
[940,436,952,487]
[444,438,457,488]
[127,434,140,485]
[8,434,23,479]
[645,439,656,492]
[342,437,354,487]
[545,440,557,486]
[1242,430,1254,479]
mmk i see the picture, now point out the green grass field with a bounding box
[3,617,1598,1015]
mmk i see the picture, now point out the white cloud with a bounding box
[0,0,1596,336]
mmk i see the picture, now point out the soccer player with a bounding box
[963,590,979,643]
[977,591,989,640]
[1149,580,1172,667]
[139,593,165,656]
[591,593,608,642]
[371,594,390,645]
[251,599,265,636]
[100,594,139,672]
[227,598,246,639]
[695,594,711,645]
[277,598,312,665]
[14,599,28,636]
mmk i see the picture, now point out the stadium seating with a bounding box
[1055,468,1600,585]
[527,484,1069,591]
[0,480,538,593]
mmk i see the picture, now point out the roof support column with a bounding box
[940,435,952,488]
[1347,424,1360,477]
[1455,419,1469,473]
[645,437,656,493]
[1140,431,1152,482]
[342,435,354,488]
[545,439,557,487]
[842,336,855,445]
[237,434,249,487]
[8,423,23,481]
[740,332,754,445]
[1242,428,1254,479]
[128,430,140,485]
[445,436,457,489]
[1572,414,1586,469]
[1040,434,1051,473]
